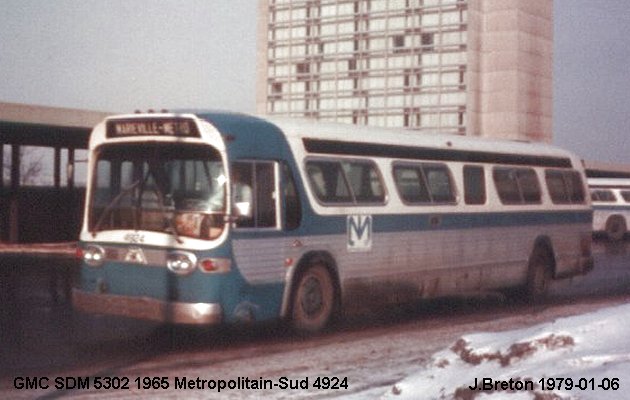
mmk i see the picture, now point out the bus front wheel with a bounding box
[290,264,335,333]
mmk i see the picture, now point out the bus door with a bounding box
[229,160,302,318]
[230,160,302,232]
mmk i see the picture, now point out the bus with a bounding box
[588,178,630,240]
[72,111,594,332]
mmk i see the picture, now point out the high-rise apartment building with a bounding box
[256,0,552,142]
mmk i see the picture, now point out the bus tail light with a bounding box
[83,245,105,267]
[199,258,231,273]
[166,251,197,275]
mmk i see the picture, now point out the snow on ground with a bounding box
[379,303,630,400]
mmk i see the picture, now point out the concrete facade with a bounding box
[466,0,553,142]
[256,0,552,142]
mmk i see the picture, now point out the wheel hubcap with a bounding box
[301,276,324,317]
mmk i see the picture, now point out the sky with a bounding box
[1,0,629,164]
[553,0,630,164]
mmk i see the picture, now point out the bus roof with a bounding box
[103,111,581,169]
[588,178,630,189]
[265,116,575,162]
[195,110,281,138]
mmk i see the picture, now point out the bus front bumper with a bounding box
[72,289,222,325]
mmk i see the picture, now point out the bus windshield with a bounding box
[88,143,226,240]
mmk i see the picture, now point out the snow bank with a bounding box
[381,304,630,399]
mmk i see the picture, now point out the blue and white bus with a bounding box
[73,112,594,332]
[589,178,630,240]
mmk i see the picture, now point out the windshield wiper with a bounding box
[91,179,142,237]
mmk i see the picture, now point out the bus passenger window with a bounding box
[567,172,586,203]
[545,170,569,203]
[545,170,585,204]
[393,163,454,204]
[518,170,541,203]
[342,160,385,203]
[306,159,385,205]
[493,169,520,204]
[393,166,431,203]
[306,160,352,203]
[493,168,541,205]
[463,165,486,205]
[590,189,616,203]
[621,191,630,203]
[424,165,455,203]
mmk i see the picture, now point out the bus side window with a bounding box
[393,163,455,204]
[545,170,586,205]
[306,160,352,203]
[232,161,277,229]
[517,169,541,203]
[590,189,616,203]
[283,163,301,230]
[463,165,486,205]
[493,167,541,205]
[393,165,431,204]
[342,160,385,203]
[424,164,455,203]
[306,159,385,205]
[545,170,569,203]
[567,172,586,204]
[493,168,520,204]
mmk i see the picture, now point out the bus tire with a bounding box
[605,216,626,241]
[525,247,553,303]
[290,264,336,333]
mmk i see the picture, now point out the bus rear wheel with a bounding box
[606,216,626,241]
[290,264,335,333]
[525,248,553,303]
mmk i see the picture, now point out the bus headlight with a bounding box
[83,245,106,267]
[166,251,198,275]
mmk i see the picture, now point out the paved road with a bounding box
[1,239,629,398]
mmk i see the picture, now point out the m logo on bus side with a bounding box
[347,215,372,252]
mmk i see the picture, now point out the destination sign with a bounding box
[106,118,200,138]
